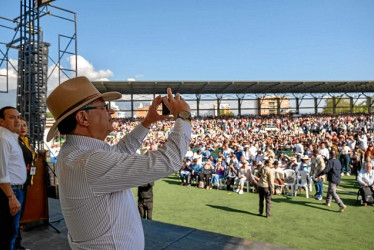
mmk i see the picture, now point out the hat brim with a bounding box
[46,91,121,142]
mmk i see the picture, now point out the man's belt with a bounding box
[11,185,23,189]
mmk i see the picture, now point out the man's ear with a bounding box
[75,110,90,127]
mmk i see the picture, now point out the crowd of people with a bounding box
[101,113,374,206]
[4,102,373,249]
[48,113,374,213]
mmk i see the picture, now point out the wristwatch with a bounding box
[178,110,192,124]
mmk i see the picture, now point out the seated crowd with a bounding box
[51,113,374,204]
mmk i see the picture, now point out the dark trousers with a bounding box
[352,162,361,177]
[191,173,200,185]
[258,186,272,216]
[226,177,236,190]
[138,199,153,220]
[15,186,29,248]
[199,173,212,187]
[360,186,374,204]
[0,187,24,250]
[0,188,13,249]
[340,155,351,173]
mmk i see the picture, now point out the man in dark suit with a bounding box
[318,150,347,212]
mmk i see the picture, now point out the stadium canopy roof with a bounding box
[92,80,374,95]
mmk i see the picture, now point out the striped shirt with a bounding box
[57,119,191,249]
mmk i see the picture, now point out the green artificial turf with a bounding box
[134,175,373,250]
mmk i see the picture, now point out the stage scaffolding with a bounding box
[0,0,77,150]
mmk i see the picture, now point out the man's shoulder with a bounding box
[0,127,17,143]
[330,158,341,165]
[0,126,12,136]
[264,166,272,173]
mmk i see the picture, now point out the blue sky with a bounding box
[2,0,373,83]
[1,0,374,109]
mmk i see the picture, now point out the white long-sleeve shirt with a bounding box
[358,135,368,151]
[357,170,374,186]
[57,119,191,249]
[0,126,26,185]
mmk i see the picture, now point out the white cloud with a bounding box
[47,55,114,93]
[0,59,18,91]
[126,74,144,82]
[69,55,113,81]
[0,55,116,106]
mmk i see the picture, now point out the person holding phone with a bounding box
[45,77,191,249]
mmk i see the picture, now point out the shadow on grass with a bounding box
[162,175,182,186]
[272,197,341,212]
[273,194,362,211]
[163,179,181,185]
[337,176,361,191]
[206,204,260,216]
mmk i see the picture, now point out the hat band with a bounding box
[56,93,100,120]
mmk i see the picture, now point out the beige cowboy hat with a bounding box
[46,76,121,142]
[301,155,310,160]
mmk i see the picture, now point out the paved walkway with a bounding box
[20,199,292,250]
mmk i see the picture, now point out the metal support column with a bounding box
[216,94,223,117]
[196,94,201,118]
[216,98,221,117]
[332,96,337,114]
[296,97,300,114]
[236,94,244,117]
[314,97,318,115]
[131,93,134,118]
[277,97,281,115]
[367,97,372,114]
[257,98,261,115]
[350,97,354,113]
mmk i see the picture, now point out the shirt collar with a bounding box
[65,134,110,151]
[0,126,19,140]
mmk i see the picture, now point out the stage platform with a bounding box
[21,198,291,250]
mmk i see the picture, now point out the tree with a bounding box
[322,98,367,114]
[219,110,234,116]
[46,111,53,118]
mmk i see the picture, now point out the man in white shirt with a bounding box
[0,106,26,249]
[46,77,191,249]
[295,139,304,154]
[249,142,258,162]
[340,142,351,176]
[358,132,368,151]
[347,136,356,150]
[185,146,194,160]
[319,143,330,161]
[357,163,374,206]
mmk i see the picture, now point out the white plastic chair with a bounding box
[283,169,296,196]
[308,175,313,192]
[295,170,310,198]
[244,179,256,192]
[274,170,285,195]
